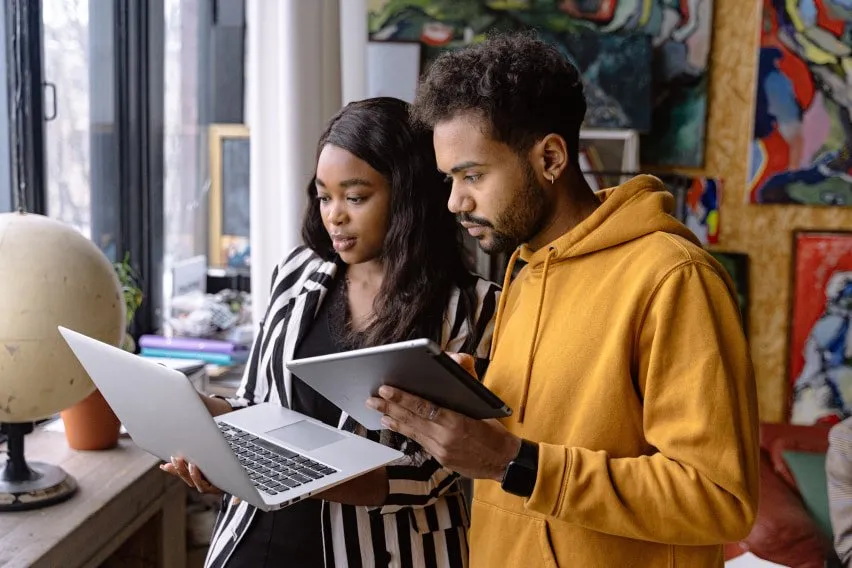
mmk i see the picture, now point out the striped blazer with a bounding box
[205,246,500,568]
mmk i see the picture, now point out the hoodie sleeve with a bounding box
[525,260,760,545]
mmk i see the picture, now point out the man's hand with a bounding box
[366,353,520,482]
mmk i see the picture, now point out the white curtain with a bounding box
[245,0,343,325]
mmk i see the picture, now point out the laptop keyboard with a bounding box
[217,423,338,496]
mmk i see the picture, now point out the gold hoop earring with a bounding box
[548,172,555,184]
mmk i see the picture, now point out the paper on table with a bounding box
[724,552,789,568]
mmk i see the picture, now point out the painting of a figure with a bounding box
[748,0,852,206]
[368,0,710,165]
[789,231,852,425]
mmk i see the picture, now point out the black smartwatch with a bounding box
[501,439,539,497]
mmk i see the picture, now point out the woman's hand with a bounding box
[447,352,477,378]
[161,457,236,501]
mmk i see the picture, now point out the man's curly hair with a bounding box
[411,31,586,162]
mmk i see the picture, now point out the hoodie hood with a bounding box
[491,175,701,422]
[518,174,700,268]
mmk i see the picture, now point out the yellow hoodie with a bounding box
[469,176,759,568]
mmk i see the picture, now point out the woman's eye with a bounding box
[347,196,364,204]
[317,196,330,204]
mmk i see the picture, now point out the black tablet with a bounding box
[285,338,512,430]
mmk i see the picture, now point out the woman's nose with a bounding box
[327,203,346,225]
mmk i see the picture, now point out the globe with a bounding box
[0,212,125,422]
[0,212,126,511]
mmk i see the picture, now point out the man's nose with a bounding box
[447,184,473,214]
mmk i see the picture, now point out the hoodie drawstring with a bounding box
[518,247,555,423]
[489,248,522,361]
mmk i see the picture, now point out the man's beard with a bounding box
[459,166,548,254]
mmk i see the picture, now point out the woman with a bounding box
[164,97,500,567]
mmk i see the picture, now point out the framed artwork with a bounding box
[658,175,721,246]
[367,41,421,103]
[788,231,852,425]
[708,252,749,337]
[368,0,713,167]
[209,124,250,269]
[748,1,852,206]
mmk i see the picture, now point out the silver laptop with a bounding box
[58,326,402,511]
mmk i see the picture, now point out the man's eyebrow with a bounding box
[440,161,485,175]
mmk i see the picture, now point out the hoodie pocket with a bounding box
[471,499,558,568]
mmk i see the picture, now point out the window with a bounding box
[163,0,209,274]
[42,0,120,259]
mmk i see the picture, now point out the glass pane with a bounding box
[42,0,119,259]
[163,0,209,291]
[0,0,10,213]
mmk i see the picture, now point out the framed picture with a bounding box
[708,251,749,337]
[788,230,852,425]
[366,41,421,104]
[209,124,250,269]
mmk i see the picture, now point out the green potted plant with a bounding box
[114,252,144,351]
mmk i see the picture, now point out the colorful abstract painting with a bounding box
[369,0,652,131]
[748,1,852,206]
[789,231,852,425]
[659,174,721,246]
[368,0,714,167]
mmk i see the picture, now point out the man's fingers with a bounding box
[376,386,435,421]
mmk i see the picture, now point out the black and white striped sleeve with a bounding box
[378,277,501,514]
[214,246,316,409]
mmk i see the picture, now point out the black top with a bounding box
[229,275,350,568]
[290,275,347,428]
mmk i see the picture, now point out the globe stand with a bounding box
[0,422,77,511]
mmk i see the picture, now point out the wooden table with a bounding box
[0,429,186,568]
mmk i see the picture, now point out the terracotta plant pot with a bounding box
[60,389,121,450]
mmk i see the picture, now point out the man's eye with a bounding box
[464,174,481,183]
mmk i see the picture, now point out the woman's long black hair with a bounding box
[302,97,476,349]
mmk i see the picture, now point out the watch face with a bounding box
[502,461,536,497]
[502,440,539,497]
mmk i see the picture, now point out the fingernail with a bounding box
[381,416,393,428]
[378,386,392,397]
[365,398,377,409]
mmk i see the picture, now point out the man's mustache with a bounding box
[456,213,493,229]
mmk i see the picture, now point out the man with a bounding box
[366,33,759,567]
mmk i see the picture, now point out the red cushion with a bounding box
[733,452,831,568]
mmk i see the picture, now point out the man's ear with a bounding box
[530,133,569,184]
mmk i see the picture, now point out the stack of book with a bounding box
[139,335,250,367]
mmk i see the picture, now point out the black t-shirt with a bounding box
[229,276,347,568]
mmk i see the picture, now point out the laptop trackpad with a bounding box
[266,420,344,451]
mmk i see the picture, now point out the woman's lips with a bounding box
[332,236,356,252]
